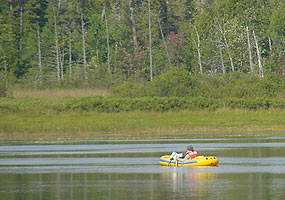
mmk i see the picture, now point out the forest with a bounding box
[0,0,284,97]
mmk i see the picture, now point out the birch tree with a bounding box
[129,0,138,51]
[37,24,43,85]
[215,18,235,72]
[157,15,171,67]
[252,30,264,78]
[81,9,88,79]
[148,0,153,81]
[19,5,23,65]
[103,5,111,74]
[69,32,72,79]
[53,6,61,82]
[193,26,202,74]
[246,26,254,74]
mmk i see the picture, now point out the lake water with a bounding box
[0,137,284,200]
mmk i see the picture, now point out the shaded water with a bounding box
[0,137,284,199]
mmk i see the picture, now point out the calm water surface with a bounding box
[0,137,284,200]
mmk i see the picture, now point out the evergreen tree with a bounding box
[0,0,19,85]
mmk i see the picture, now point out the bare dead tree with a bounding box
[268,37,272,53]
[81,10,88,80]
[246,27,254,74]
[148,0,153,81]
[103,5,111,74]
[194,26,203,74]
[218,37,225,74]
[157,15,171,66]
[57,0,61,11]
[37,24,43,85]
[215,18,235,72]
[69,32,72,79]
[4,62,8,86]
[114,41,118,73]
[19,6,23,59]
[53,6,61,82]
[253,30,264,78]
[60,46,64,80]
[129,0,138,50]
[1,49,8,86]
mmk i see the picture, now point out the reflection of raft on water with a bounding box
[159,155,219,167]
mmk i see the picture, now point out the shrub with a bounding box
[0,80,7,97]
[113,71,285,99]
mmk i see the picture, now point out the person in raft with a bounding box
[169,145,198,162]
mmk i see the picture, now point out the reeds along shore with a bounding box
[12,88,110,97]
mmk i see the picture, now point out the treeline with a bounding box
[0,0,284,90]
[1,71,285,112]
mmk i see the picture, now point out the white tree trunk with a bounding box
[218,38,225,75]
[129,1,138,50]
[95,38,99,58]
[148,0,153,81]
[253,30,264,78]
[194,26,203,74]
[223,33,234,72]
[69,33,72,79]
[81,11,88,80]
[4,60,8,86]
[114,41,118,73]
[1,48,8,86]
[246,27,254,74]
[268,37,272,52]
[216,19,235,72]
[53,7,61,82]
[60,48,64,80]
[37,24,43,85]
[158,16,171,66]
[19,6,23,58]
[57,0,61,11]
[103,6,111,74]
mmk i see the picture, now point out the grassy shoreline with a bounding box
[1,109,284,141]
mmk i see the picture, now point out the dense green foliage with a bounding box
[113,70,285,98]
[0,78,7,97]
[0,0,284,90]
[0,95,284,113]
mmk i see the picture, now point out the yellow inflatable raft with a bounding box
[159,155,219,167]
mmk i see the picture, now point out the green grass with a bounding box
[1,109,284,140]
